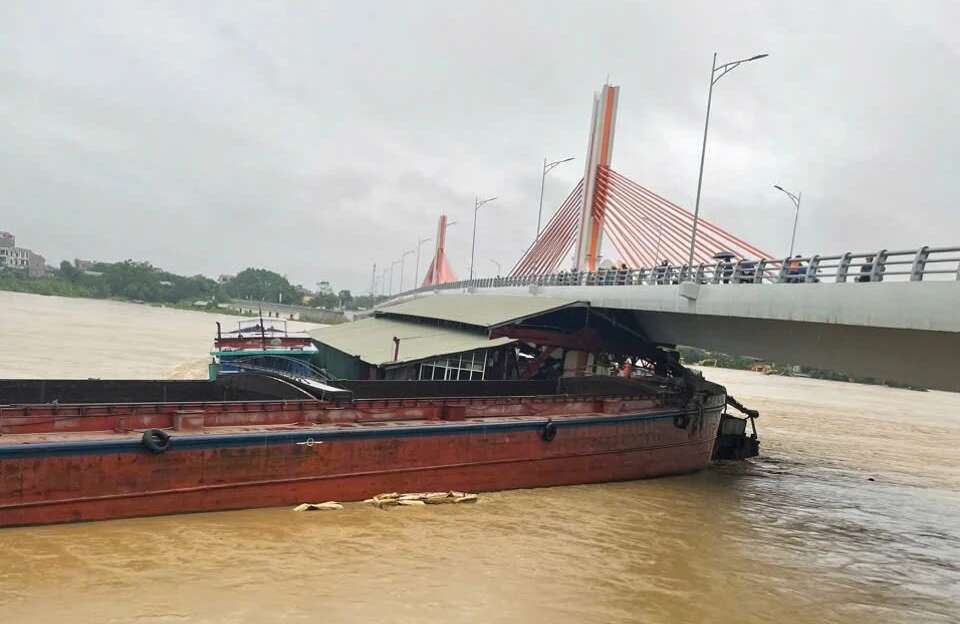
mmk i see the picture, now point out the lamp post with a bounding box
[380,267,388,296]
[399,249,414,292]
[537,157,575,239]
[773,185,802,258]
[488,259,501,276]
[413,236,432,288]
[642,218,664,264]
[470,195,497,281]
[389,259,400,295]
[687,52,769,268]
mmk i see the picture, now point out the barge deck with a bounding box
[0,374,739,527]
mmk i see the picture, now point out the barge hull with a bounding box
[0,408,721,527]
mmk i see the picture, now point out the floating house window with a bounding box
[418,350,486,381]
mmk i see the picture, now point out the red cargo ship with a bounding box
[0,372,755,528]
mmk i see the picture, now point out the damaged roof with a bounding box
[308,317,515,367]
[374,294,585,330]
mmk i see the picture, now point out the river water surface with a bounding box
[0,291,958,623]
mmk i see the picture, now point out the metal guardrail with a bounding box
[391,246,960,298]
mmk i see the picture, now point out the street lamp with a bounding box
[399,249,414,292]
[773,185,802,258]
[389,259,400,295]
[537,157,575,238]
[641,218,664,263]
[687,52,769,268]
[489,258,501,276]
[470,195,497,281]
[413,236,432,289]
[380,267,389,296]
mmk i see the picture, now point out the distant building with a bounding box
[74,259,96,271]
[0,246,28,270]
[316,281,332,296]
[27,252,46,278]
[0,231,46,277]
[217,274,234,284]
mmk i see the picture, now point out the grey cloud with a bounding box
[2,1,958,291]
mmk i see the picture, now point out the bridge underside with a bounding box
[629,310,958,392]
[395,281,960,392]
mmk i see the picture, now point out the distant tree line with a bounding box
[1,260,379,311]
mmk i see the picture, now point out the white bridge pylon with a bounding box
[575,83,619,273]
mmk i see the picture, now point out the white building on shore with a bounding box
[0,231,46,277]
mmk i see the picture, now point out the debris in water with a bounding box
[293,501,343,512]
[365,491,478,508]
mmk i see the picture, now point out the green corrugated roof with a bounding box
[375,294,583,329]
[308,317,515,367]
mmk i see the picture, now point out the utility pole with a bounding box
[687,51,769,268]
[470,195,497,281]
[369,263,376,300]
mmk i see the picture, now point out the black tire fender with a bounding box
[541,419,558,442]
[673,413,690,430]
[142,429,172,453]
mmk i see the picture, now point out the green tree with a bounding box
[309,292,340,309]
[58,260,80,282]
[221,268,300,304]
[337,289,353,309]
[96,260,164,301]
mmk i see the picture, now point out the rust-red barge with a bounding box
[0,373,755,528]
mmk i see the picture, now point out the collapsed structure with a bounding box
[309,294,668,382]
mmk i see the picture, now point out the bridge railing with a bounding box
[390,246,960,299]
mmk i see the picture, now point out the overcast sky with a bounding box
[2,1,958,292]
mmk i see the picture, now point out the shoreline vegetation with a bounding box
[0,260,381,320]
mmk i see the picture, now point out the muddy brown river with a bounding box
[0,291,957,623]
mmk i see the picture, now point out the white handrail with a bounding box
[389,246,960,298]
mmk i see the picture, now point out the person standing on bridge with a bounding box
[655,260,669,285]
[721,257,734,284]
[858,256,875,282]
[786,255,805,283]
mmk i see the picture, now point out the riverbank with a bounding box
[0,270,246,312]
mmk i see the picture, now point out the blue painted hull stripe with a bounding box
[0,408,719,459]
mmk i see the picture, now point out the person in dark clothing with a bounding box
[655,259,669,285]
[858,256,875,282]
[720,258,734,284]
[738,260,757,284]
